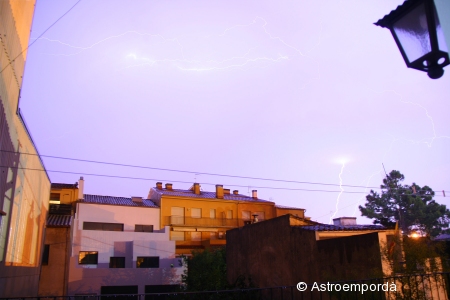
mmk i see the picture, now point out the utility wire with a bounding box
[0,164,448,196]
[0,0,83,74]
[0,149,415,190]
[1,149,448,193]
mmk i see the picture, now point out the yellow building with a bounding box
[0,1,51,297]
[38,179,82,296]
[148,182,307,254]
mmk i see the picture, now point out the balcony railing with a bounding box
[165,216,260,228]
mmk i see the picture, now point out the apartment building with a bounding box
[68,194,183,295]
[148,182,307,254]
[38,179,183,296]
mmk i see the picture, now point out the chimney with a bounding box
[78,177,84,200]
[224,189,230,195]
[165,183,173,191]
[216,185,224,199]
[252,190,257,199]
[194,183,200,195]
[132,196,143,203]
[233,190,239,195]
[333,217,357,226]
[156,182,163,190]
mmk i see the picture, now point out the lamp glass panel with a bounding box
[434,7,448,52]
[393,3,431,62]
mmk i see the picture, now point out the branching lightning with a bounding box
[329,163,345,224]
[372,89,450,148]
[32,17,321,77]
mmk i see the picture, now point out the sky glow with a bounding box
[20,0,450,224]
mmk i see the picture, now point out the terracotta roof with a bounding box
[298,224,386,231]
[51,182,78,189]
[150,188,274,204]
[47,215,72,227]
[275,205,305,210]
[80,194,158,208]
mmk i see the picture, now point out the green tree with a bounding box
[359,170,450,237]
[181,247,228,292]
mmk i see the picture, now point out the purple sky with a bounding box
[20,0,450,224]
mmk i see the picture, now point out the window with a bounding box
[191,232,201,241]
[242,210,251,220]
[210,232,217,240]
[42,244,50,265]
[170,231,184,241]
[136,257,159,268]
[171,207,184,225]
[50,193,61,204]
[210,209,216,219]
[254,211,265,220]
[50,193,60,201]
[226,210,232,219]
[191,208,201,218]
[83,222,123,231]
[109,257,125,268]
[135,225,153,232]
[218,232,225,239]
[79,251,98,265]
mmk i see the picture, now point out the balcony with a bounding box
[165,216,257,228]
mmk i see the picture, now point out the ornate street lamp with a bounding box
[375,0,449,79]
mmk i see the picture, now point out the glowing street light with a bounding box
[375,0,449,79]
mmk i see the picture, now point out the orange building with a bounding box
[0,1,51,297]
[148,182,307,254]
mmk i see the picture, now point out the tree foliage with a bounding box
[359,170,450,237]
[181,247,228,292]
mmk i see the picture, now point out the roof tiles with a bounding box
[51,182,78,189]
[150,188,274,203]
[80,194,158,208]
[47,215,72,227]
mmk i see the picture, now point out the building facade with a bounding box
[0,1,51,297]
[67,194,183,296]
[148,182,307,255]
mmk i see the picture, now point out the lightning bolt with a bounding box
[329,163,345,224]
[371,89,450,147]
[351,168,383,217]
[32,17,321,82]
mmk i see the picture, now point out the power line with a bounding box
[1,149,449,193]
[0,0,83,74]
[0,149,405,190]
[0,164,448,196]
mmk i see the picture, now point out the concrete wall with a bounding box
[38,227,72,296]
[68,203,183,295]
[76,203,161,231]
[226,215,384,288]
[0,0,51,297]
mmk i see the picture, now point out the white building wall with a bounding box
[68,203,184,295]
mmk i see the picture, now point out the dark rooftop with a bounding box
[80,194,158,208]
[47,215,72,227]
[51,182,78,189]
[298,224,386,232]
[150,188,274,204]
